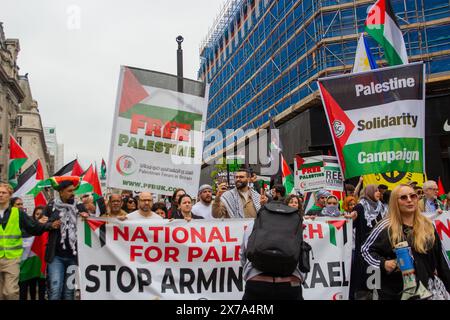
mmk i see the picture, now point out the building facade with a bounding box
[16,75,52,178]
[44,127,64,174]
[199,0,450,187]
[0,23,25,181]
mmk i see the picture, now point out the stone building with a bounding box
[16,74,51,177]
[0,22,25,181]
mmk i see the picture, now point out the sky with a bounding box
[0,0,224,170]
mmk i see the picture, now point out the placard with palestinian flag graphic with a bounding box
[318,62,425,179]
[108,66,209,196]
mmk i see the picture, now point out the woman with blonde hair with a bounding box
[362,184,450,300]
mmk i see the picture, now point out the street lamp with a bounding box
[176,35,184,93]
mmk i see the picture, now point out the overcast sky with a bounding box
[1,0,224,170]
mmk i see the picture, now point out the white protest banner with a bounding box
[107,66,209,196]
[323,155,343,192]
[318,62,425,179]
[21,194,35,216]
[427,211,450,260]
[302,218,352,300]
[294,154,325,194]
[78,217,352,300]
[78,218,252,300]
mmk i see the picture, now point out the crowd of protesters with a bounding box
[0,169,449,300]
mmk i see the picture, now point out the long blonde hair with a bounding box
[386,184,435,253]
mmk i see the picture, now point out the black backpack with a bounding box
[246,201,309,276]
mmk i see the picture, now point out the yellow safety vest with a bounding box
[0,207,23,259]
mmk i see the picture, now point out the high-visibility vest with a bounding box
[0,207,23,259]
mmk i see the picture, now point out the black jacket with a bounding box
[362,219,450,299]
[43,200,87,263]
[0,206,52,236]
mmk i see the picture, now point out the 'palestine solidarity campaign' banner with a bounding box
[77,218,353,300]
[108,66,209,196]
[318,62,425,178]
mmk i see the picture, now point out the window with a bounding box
[17,136,22,146]
[16,115,23,127]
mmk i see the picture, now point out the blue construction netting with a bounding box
[201,0,450,153]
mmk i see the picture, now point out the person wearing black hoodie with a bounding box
[350,184,387,299]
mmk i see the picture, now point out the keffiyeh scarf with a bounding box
[220,187,261,218]
[54,196,79,255]
[359,197,386,228]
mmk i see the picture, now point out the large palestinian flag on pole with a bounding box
[8,135,28,188]
[318,62,425,179]
[365,0,408,66]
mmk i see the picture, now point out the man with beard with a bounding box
[126,192,163,220]
[192,184,214,219]
[213,169,268,218]
[44,176,89,300]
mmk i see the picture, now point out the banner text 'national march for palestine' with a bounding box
[77,218,353,300]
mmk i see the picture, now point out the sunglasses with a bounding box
[128,200,136,204]
[399,193,418,201]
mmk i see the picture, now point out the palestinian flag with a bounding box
[93,165,103,196]
[281,154,294,194]
[14,160,48,209]
[20,233,48,282]
[438,177,446,201]
[54,159,84,176]
[34,192,48,207]
[100,158,107,180]
[256,175,271,192]
[27,159,47,207]
[8,135,28,188]
[365,0,408,66]
[76,165,102,195]
[76,165,106,216]
[84,219,107,248]
[13,160,43,198]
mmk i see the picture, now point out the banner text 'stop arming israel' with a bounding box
[318,62,425,179]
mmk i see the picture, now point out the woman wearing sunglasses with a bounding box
[362,184,450,300]
[122,196,138,214]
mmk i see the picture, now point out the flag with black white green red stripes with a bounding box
[365,0,408,66]
[318,62,425,179]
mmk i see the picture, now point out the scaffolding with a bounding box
[200,0,450,156]
[200,0,245,57]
